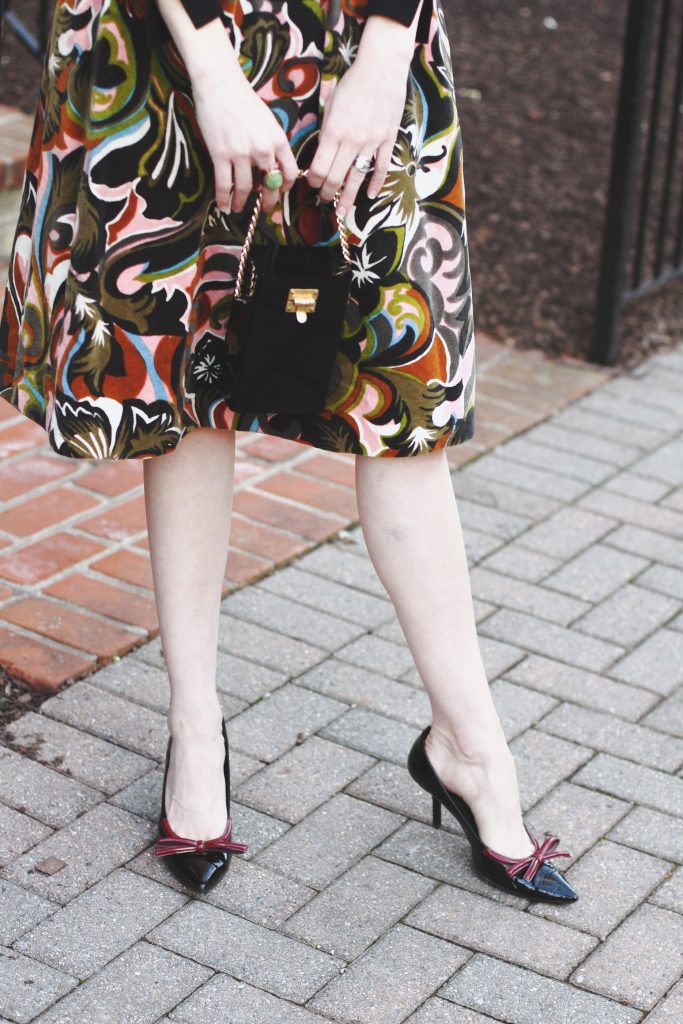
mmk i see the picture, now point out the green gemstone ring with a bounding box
[263,168,284,190]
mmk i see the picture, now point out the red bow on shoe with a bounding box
[153,816,249,858]
[483,831,570,882]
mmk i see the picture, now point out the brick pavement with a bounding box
[0,337,681,1022]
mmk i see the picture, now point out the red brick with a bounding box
[229,514,310,563]
[446,443,484,469]
[257,472,359,519]
[475,330,507,368]
[1,597,140,658]
[297,453,356,488]
[80,495,147,542]
[0,626,95,692]
[225,547,273,586]
[0,532,106,585]
[0,418,47,459]
[233,490,345,541]
[476,397,542,434]
[0,400,22,423]
[76,460,143,497]
[234,458,264,486]
[92,549,154,591]
[246,436,307,461]
[0,487,101,537]
[45,574,159,633]
[0,454,76,501]
[0,583,13,602]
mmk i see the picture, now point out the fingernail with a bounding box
[367,189,378,199]
[336,205,346,219]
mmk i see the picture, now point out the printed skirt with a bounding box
[0,0,476,459]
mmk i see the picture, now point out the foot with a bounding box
[425,724,536,859]
[164,707,228,841]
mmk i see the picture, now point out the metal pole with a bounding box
[590,0,657,366]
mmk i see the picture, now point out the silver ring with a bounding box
[352,154,375,173]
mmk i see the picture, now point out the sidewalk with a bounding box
[0,332,681,1022]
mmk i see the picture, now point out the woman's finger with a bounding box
[307,130,340,192]
[214,164,233,213]
[274,136,300,192]
[318,138,361,204]
[231,154,254,213]
[335,148,378,216]
[365,137,394,199]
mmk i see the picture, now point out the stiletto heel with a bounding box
[153,717,248,893]
[432,795,442,829]
[408,724,578,903]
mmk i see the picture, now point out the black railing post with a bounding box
[590,0,657,366]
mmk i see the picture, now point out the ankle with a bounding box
[427,721,511,770]
[167,699,223,740]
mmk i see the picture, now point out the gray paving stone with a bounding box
[538,702,683,771]
[308,923,470,1024]
[0,746,101,829]
[335,633,416,679]
[319,708,419,764]
[571,903,683,1010]
[573,753,683,817]
[643,977,683,1023]
[508,729,593,811]
[375,818,530,907]
[525,781,630,864]
[489,679,557,741]
[228,683,346,762]
[642,689,683,738]
[34,939,211,1024]
[542,544,649,603]
[169,973,332,1024]
[663,484,683,512]
[404,997,495,1024]
[255,793,402,889]
[530,421,642,467]
[294,542,388,598]
[453,469,563,522]
[579,385,682,431]
[608,806,683,864]
[201,856,315,928]
[149,900,342,1003]
[479,542,561,583]
[638,564,683,601]
[217,616,327,676]
[468,455,593,503]
[478,636,526,681]
[450,497,531,541]
[87,659,174,715]
[633,438,683,486]
[282,854,435,960]
[579,488,683,540]
[573,584,680,647]
[38,682,167,760]
[346,760,462,833]
[530,839,672,937]
[258,565,393,627]
[235,735,373,823]
[0,879,57,946]
[460,526,505,564]
[221,586,364,651]
[1,802,154,904]
[496,435,615,485]
[14,867,186,979]
[649,865,683,913]
[440,952,641,1024]
[506,653,659,720]
[605,470,673,502]
[214,650,289,703]
[0,801,52,866]
[0,944,77,1024]
[2,711,154,796]
[479,609,624,673]
[608,629,683,695]
[552,404,670,451]
[406,884,597,978]
[515,507,617,561]
[604,524,683,570]
[297,659,430,726]
[468,566,589,625]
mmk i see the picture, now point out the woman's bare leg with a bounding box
[143,427,236,840]
[355,447,535,857]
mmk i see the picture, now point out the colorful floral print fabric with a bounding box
[0,0,476,459]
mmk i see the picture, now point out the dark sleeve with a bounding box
[144,0,223,49]
[365,1,432,45]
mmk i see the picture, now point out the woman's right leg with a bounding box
[143,426,236,840]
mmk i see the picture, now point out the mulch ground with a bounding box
[2,0,682,366]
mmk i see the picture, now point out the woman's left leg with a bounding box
[355,447,535,858]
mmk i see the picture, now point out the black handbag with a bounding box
[227,167,354,415]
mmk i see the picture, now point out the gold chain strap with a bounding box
[233,167,352,303]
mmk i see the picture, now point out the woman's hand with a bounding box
[154,1,299,214]
[307,13,420,218]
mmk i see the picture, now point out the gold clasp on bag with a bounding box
[286,287,319,323]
